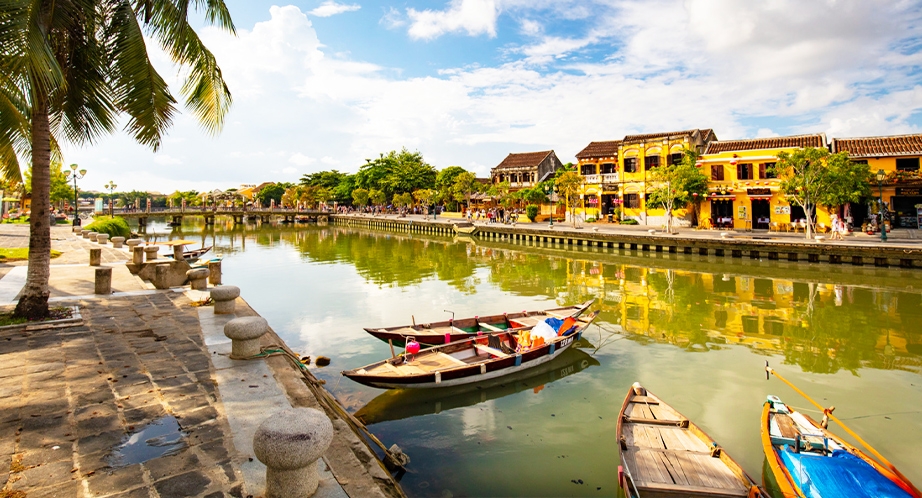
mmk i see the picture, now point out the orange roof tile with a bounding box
[576,141,621,160]
[623,129,702,142]
[494,151,554,170]
[705,134,827,154]
[831,134,922,157]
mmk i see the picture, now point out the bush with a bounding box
[526,205,539,222]
[621,218,639,225]
[586,217,596,223]
[84,216,131,238]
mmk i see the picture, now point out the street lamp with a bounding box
[876,169,887,242]
[104,181,117,216]
[63,164,87,227]
[543,183,554,228]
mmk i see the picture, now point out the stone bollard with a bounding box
[253,408,333,498]
[97,233,109,245]
[211,285,240,314]
[223,316,268,359]
[81,229,90,239]
[126,238,142,250]
[72,226,82,234]
[186,268,209,291]
[95,267,112,294]
[144,246,160,260]
[89,248,101,266]
[132,246,145,265]
[152,263,172,289]
[88,232,99,242]
[208,260,222,285]
[111,236,125,248]
[173,245,185,261]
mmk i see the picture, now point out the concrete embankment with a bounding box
[333,214,922,269]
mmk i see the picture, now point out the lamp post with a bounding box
[543,183,554,228]
[63,164,87,227]
[104,181,117,216]
[876,169,887,242]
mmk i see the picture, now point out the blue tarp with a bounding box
[779,448,913,498]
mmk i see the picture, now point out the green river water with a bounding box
[143,220,922,497]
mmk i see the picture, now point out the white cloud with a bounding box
[380,7,406,29]
[289,153,316,166]
[308,1,360,18]
[153,154,182,165]
[407,0,499,40]
[282,166,298,174]
[321,156,338,165]
[519,19,542,37]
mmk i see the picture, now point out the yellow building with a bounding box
[698,134,830,231]
[831,133,922,229]
[575,141,621,220]
[617,129,715,225]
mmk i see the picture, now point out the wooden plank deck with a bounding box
[622,400,749,497]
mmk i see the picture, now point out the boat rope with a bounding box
[765,362,921,497]
[245,345,412,479]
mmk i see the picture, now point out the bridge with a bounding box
[107,208,331,227]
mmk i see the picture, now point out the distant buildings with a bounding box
[490,151,563,191]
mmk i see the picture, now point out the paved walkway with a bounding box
[0,225,397,498]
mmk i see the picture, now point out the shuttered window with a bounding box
[737,163,754,180]
[760,163,776,179]
[711,165,724,181]
[624,158,638,173]
[624,194,641,208]
[645,156,660,169]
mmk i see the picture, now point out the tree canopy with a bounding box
[646,148,709,232]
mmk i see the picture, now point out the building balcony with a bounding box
[583,174,601,184]
[510,182,534,188]
[602,173,620,183]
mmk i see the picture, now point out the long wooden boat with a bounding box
[618,383,766,498]
[342,310,598,389]
[761,394,920,498]
[165,246,212,262]
[364,300,594,346]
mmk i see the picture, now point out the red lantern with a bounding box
[406,339,420,355]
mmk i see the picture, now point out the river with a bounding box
[142,220,922,497]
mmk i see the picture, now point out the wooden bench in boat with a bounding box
[477,322,504,332]
[474,344,510,358]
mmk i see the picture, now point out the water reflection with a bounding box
[355,344,600,425]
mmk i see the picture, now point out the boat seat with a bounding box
[474,344,509,358]
[478,322,504,332]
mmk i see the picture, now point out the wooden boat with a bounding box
[618,383,766,498]
[761,394,920,498]
[452,221,477,235]
[165,246,212,262]
[342,310,598,389]
[364,300,594,346]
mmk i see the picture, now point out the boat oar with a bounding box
[765,361,922,497]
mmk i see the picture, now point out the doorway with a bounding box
[751,200,770,229]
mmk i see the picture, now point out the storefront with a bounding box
[747,188,772,229]
[709,196,734,228]
[893,187,922,228]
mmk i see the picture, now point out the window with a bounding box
[624,158,638,173]
[853,160,868,165]
[711,165,724,181]
[644,155,660,169]
[759,162,776,179]
[897,157,920,171]
[623,193,641,208]
[670,153,683,165]
[581,163,596,175]
[737,163,754,180]
[601,162,617,174]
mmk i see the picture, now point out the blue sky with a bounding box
[61,0,922,193]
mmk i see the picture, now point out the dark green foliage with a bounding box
[526,205,539,222]
[621,218,639,225]
[84,216,131,238]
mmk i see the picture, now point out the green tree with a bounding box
[554,171,583,227]
[772,147,843,239]
[393,192,413,211]
[24,161,72,207]
[168,190,200,208]
[355,149,437,198]
[369,188,387,207]
[451,171,479,212]
[816,153,872,213]
[1,0,235,319]
[646,148,708,233]
[255,184,285,206]
[352,188,370,209]
[413,188,437,218]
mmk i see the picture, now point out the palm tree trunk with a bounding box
[14,91,52,319]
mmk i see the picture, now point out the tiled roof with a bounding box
[576,141,621,160]
[704,134,827,154]
[494,151,554,170]
[699,128,716,141]
[831,134,922,157]
[623,129,702,142]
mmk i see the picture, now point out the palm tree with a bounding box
[1,1,235,319]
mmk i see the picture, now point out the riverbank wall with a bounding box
[332,214,922,269]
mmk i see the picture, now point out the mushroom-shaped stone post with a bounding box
[97,233,109,245]
[211,285,240,314]
[144,245,160,261]
[111,236,125,248]
[126,238,142,250]
[88,232,99,242]
[186,268,210,291]
[81,229,90,238]
[223,316,267,359]
[253,408,334,498]
[72,226,82,233]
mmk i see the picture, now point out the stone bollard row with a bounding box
[223,316,267,359]
[254,408,334,498]
[111,236,125,248]
[97,233,109,245]
[211,285,239,314]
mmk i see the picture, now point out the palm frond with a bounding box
[108,0,177,150]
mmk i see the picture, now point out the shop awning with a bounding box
[749,195,773,200]
[708,194,736,200]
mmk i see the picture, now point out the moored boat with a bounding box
[165,245,212,262]
[342,309,598,389]
[761,394,920,498]
[618,383,766,498]
[364,300,594,346]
